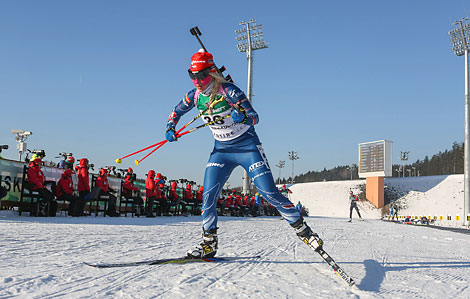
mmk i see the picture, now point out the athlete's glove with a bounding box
[231,108,247,123]
[165,127,177,142]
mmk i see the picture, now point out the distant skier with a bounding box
[388,203,398,221]
[348,191,363,222]
[164,49,323,259]
[280,184,292,198]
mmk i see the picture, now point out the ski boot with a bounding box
[291,219,323,252]
[187,228,218,259]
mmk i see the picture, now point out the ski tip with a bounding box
[83,262,98,268]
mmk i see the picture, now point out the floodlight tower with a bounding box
[449,17,470,225]
[346,164,356,180]
[11,129,32,161]
[276,160,286,184]
[288,151,299,184]
[399,151,409,178]
[235,19,268,195]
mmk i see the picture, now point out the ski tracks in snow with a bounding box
[2,216,470,298]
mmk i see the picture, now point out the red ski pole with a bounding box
[115,140,166,164]
[133,98,226,165]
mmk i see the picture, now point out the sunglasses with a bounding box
[188,68,211,80]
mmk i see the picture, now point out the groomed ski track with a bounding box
[1,214,469,298]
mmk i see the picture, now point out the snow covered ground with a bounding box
[1,174,469,298]
[1,213,470,298]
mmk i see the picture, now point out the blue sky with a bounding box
[1,0,469,187]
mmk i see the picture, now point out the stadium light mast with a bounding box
[235,19,268,195]
[400,151,409,178]
[276,160,286,184]
[450,17,470,225]
[449,18,470,225]
[288,151,299,184]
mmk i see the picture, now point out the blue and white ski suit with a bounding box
[167,82,301,231]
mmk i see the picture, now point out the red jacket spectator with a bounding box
[196,186,203,202]
[155,173,166,199]
[27,159,45,190]
[123,174,138,197]
[169,181,178,201]
[235,195,243,206]
[96,168,109,192]
[56,169,74,198]
[243,195,249,206]
[224,196,233,208]
[76,158,90,192]
[156,173,165,187]
[184,184,193,200]
[146,170,157,198]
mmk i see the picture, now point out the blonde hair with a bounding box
[208,71,229,113]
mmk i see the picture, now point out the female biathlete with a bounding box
[165,50,323,258]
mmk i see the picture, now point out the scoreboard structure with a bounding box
[358,140,393,178]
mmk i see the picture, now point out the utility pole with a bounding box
[235,19,268,195]
[346,164,356,180]
[400,151,409,177]
[395,168,401,178]
[276,160,286,184]
[288,151,299,184]
[449,17,470,225]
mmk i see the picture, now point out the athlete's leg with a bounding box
[355,206,362,218]
[236,144,301,225]
[201,149,237,231]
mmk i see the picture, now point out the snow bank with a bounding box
[288,174,465,226]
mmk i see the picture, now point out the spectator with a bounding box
[56,169,84,216]
[122,169,144,216]
[169,181,178,202]
[255,192,262,216]
[76,158,91,203]
[95,168,120,217]
[249,195,257,217]
[184,184,195,215]
[234,195,245,217]
[26,158,57,216]
[155,173,170,216]
[225,195,236,216]
[64,156,75,170]
[145,170,157,218]
[296,201,303,214]
[348,191,363,222]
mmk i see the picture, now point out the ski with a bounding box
[315,248,355,286]
[302,240,355,286]
[84,255,261,268]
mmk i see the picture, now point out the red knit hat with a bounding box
[190,50,215,72]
